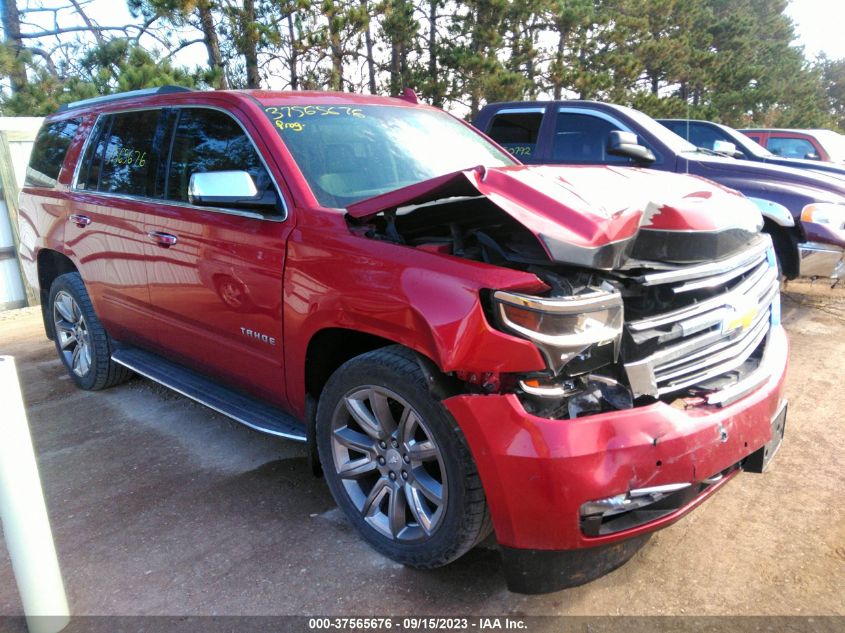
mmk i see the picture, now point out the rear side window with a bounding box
[552,113,633,164]
[165,108,274,205]
[77,110,161,197]
[25,118,81,187]
[487,112,543,160]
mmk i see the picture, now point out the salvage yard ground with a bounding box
[0,280,843,616]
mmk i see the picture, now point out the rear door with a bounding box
[143,106,293,407]
[65,109,165,346]
[481,107,548,163]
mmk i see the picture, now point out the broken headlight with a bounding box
[492,284,624,374]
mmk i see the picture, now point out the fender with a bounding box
[707,174,844,234]
[281,212,548,417]
[747,197,794,227]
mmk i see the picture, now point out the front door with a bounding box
[143,106,292,407]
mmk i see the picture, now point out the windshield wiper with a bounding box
[693,146,724,156]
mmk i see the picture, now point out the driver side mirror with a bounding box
[805,152,821,161]
[188,171,277,210]
[606,131,655,164]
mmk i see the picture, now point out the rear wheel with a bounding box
[316,346,491,568]
[49,272,132,390]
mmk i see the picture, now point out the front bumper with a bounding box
[798,242,844,279]
[443,324,788,590]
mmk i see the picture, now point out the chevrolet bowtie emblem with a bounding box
[723,296,759,334]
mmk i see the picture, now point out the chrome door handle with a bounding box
[69,214,91,228]
[148,231,178,247]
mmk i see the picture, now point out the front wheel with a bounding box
[316,346,491,568]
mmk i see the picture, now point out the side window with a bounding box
[25,118,82,187]
[767,137,818,159]
[660,121,687,138]
[77,117,109,191]
[552,113,634,164]
[165,108,276,208]
[77,110,161,196]
[487,112,543,160]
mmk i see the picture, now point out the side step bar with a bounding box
[112,347,307,442]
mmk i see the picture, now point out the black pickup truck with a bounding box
[474,101,845,282]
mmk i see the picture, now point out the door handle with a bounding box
[148,231,178,247]
[69,214,91,228]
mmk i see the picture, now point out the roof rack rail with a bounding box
[57,85,196,112]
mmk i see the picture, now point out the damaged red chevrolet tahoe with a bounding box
[18,88,787,593]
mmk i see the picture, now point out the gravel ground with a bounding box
[0,279,843,617]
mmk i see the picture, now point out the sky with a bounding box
[786,0,845,60]
[23,0,845,75]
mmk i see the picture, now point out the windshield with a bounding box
[264,104,514,208]
[614,104,697,154]
[721,125,774,158]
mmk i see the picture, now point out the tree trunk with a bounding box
[400,41,408,91]
[243,0,260,88]
[578,47,588,99]
[329,16,343,91]
[360,0,376,94]
[526,25,536,98]
[428,0,439,105]
[390,40,401,95]
[286,11,298,90]
[553,28,565,100]
[198,0,228,89]
[1,0,27,93]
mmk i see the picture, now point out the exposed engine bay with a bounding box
[347,166,776,421]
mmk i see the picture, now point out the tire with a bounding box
[49,272,132,390]
[316,345,492,568]
[764,222,798,280]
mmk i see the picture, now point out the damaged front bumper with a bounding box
[443,324,788,593]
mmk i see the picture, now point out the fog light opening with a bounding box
[580,482,695,537]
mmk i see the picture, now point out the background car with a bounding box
[739,128,845,164]
[658,118,845,180]
[474,101,845,282]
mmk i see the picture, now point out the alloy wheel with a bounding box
[330,386,448,542]
[53,290,92,377]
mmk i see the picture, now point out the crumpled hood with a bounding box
[347,164,763,268]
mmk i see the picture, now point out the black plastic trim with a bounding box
[501,534,651,594]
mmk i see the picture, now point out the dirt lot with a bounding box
[0,279,843,617]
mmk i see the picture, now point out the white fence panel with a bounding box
[0,117,42,311]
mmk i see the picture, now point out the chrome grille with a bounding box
[623,237,779,401]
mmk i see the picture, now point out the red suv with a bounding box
[740,128,845,164]
[19,87,788,593]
